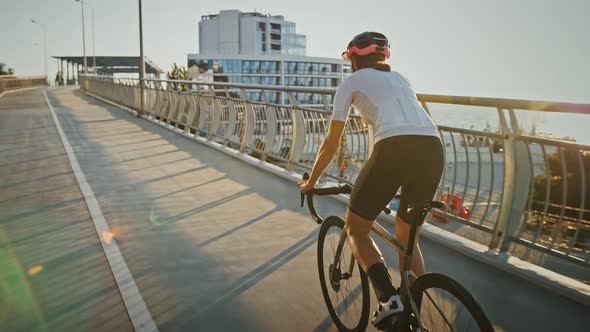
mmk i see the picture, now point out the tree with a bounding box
[0,63,15,75]
[532,149,590,221]
[166,62,189,91]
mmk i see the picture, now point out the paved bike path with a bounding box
[4,87,589,331]
[0,88,134,332]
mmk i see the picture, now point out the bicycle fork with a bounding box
[332,230,356,281]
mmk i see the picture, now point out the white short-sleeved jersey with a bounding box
[332,68,439,143]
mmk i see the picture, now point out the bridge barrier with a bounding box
[0,76,47,94]
[80,75,590,272]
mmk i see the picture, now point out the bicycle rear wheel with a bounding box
[409,273,494,332]
[317,216,370,332]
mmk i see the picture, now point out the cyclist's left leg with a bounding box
[394,135,445,281]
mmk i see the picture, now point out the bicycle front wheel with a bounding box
[317,216,370,332]
[409,273,494,332]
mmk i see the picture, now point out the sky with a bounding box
[1,0,589,103]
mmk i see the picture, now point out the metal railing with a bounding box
[81,74,590,268]
[0,76,47,94]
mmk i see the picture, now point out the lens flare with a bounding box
[149,208,162,226]
[27,265,43,276]
[102,231,115,245]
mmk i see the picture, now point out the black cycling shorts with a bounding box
[348,135,444,225]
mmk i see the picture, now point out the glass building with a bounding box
[187,55,352,106]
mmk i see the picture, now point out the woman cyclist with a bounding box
[299,32,444,330]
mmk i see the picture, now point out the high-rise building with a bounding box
[198,10,306,56]
[188,10,351,106]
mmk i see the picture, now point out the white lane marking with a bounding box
[43,89,159,332]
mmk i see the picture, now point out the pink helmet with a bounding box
[342,32,391,61]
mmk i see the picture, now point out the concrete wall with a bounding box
[217,10,240,54]
[199,20,218,54]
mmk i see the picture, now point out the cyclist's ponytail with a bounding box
[351,53,391,72]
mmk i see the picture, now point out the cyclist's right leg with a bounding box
[345,137,406,330]
[344,208,404,330]
[343,208,383,272]
[346,138,402,304]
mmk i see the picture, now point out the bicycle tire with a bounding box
[409,273,494,332]
[317,216,370,332]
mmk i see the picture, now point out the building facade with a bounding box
[199,10,306,56]
[190,10,351,106]
[187,53,350,105]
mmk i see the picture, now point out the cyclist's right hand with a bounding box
[298,178,315,193]
[299,172,316,193]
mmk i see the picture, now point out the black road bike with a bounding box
[300,173,494,332]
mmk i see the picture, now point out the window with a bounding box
[263,61,272,73]
[258,22,266,31]
[286,61,295,73]
[271,44,281,51]
[253,61,261,73]
[270,23,281,31]
[297,62,305,74]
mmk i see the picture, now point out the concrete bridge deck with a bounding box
[0,87,588,331]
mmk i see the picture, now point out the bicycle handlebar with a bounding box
[300,172,391,224]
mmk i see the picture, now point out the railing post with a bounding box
[175,93,187,128]
[263,106,277,159]
[287,92,305,169]
[489,108,532,252]
[196,96,208,135]
[225,100,238,142]
[240,89,255,153]
[166,91,177,125]
[185,94,198,133]
[209,98,222,139]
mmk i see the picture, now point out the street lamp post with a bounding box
[75,0,88,75]
[30,19,48,83]
[92,5,96,70]
[138,0,146,116]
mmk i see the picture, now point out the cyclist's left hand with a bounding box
[298,179,315,193]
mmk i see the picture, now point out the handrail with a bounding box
[417,94,590,115]
[83,74,590,114]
